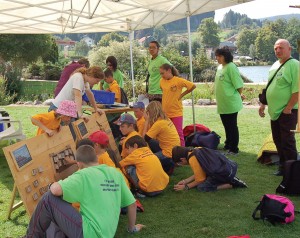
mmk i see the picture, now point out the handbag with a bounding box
[258,58,292,105]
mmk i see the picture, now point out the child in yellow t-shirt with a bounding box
[104,69,121,103]
[120,135,169,197]
[143,101,180,175]
[115,113,141,158]
[86,130,130,188]
[172,146,247,192]
[31,100,77,136]
[132,101,146,136]
[159,63,196,147]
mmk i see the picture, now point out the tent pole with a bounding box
[186,13,196,132]
[129,30,136,102]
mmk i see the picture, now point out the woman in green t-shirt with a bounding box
[100,56,124,90]
[147,41,171,102]
[214,47,245,155]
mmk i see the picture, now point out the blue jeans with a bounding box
[197,176,224,192]
[154,151,175,175]
[126,166,139,188]
[26,191,83,238]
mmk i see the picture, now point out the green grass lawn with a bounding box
[1,106,300,238]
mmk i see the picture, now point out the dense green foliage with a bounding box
[219,9,262,29]
[197,18,220,48]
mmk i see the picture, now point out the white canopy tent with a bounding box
[0,0,253,126]
[0,0,252,34]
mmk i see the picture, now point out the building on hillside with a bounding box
[82,36,95,47]
[219,41,237,53]
[55,40,76,50]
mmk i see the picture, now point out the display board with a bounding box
[3,112,121,217]
[72,113,121,162]
[3,126,77,216]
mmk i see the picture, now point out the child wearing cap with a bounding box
[120,135,169,197]
[87,130,130,187]
[142,101,180,175]
[31,100,77,136]
[104,69,121,103]
[132,101,146,135]
[159,64,196,146]
[116,113,141,158]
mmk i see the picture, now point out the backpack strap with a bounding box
[252,202,263,220]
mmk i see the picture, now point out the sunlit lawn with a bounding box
[1,105,300,238]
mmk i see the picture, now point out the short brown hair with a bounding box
[76,145,97,164]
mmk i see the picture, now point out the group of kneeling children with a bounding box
[25,99,247,237]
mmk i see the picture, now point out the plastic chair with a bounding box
[0,118,26,143]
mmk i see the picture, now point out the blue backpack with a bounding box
[188,147,237,183]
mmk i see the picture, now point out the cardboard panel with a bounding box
[3,112,121,217]
[3,126,77,216]
[72,113,121,161]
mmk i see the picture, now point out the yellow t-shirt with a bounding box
[146,119,180,158]
[31,111,61,135]
[119,147,169,192]
[109,80,121,103]
[121,131,141,158]
[136,116,146,135]
[188,153,206,183]
[160,76,195,118]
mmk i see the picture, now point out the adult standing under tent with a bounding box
[259,39,299,176]
[54,58,90,97]
[50,67,104,119]
[97,56,124,90]
[146,41,171,102]
[215,47,245,155]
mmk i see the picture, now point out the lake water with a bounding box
[238,65,271,84]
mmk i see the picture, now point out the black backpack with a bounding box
[120,88,129,105]
[276,160,300,195]
[188,147,237,183]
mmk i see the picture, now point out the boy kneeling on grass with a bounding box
[119,135,169,197]
[172,146,247,192]
[25,145,144,237]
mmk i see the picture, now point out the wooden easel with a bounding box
[7,183,23,219]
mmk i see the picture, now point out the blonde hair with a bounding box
[73,66,104,79]
[146,101,168,126]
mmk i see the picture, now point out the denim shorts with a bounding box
[197,176,224,192]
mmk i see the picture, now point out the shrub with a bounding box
[4,68,22,102]
[0,77,17,105]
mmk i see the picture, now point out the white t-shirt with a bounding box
[53,72,90,107]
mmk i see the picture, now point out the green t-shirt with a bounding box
[58,165,135,238]
[97,69,124,90]
[215,62,244,114]
[267,59,299,121]
[148,55,170,94]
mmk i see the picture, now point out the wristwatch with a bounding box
[184,184,190,190]
[127,226,138,233]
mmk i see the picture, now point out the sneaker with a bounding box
[231,177,247,188]
[135,192,146,198]
[273,170,283,176]
[135,199,145,212]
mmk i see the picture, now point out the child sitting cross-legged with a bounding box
[31,100,77,136]
[172,146,247,192]
[119,135,169,197]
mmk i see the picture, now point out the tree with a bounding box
[249,44,256,59]
[74,40,90,56]
[255,27,278,62]
[197,18,220,48]
[98,32,126,47]
[153,26,168,45]
[284,18,300,59]
[236,28,258,55]
[42,37,59,63]
[0,34,56,66]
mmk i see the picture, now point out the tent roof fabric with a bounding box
[0,0,253,34]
